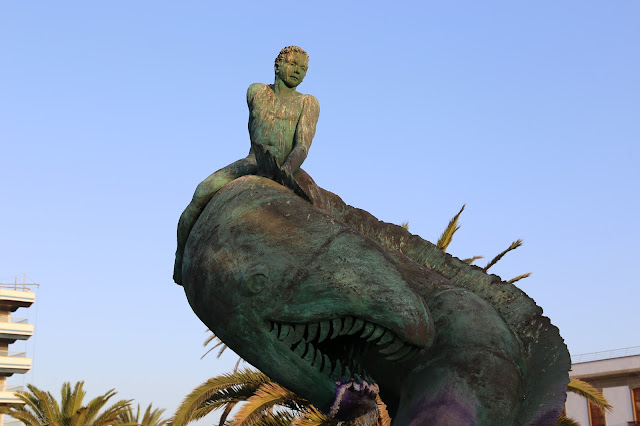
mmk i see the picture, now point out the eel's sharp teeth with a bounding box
[364,372,373,383]
[347,318,365,335]
[278,324,292,341]
[340,317,354,335]
[331,318,342,339]
[343,364,351,379]
[312,348,323,369]
[384,342,414,360]
[366,325,385,342]
[306,323,319,341]
[303,342,316,364]
[293,340,306,356]
[379,337,405,355]
[376,330,395,346]
[398,347,421,362]
[291,324,306,345]
[353,373,362,387]
[360,322,375,339]
[321,354,332,376]
[331,358,342,380]
[318,320,331,343]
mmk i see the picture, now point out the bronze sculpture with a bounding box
[174,46,321,285]
[175,47,570,425]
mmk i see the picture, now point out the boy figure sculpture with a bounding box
[174,46,321,285]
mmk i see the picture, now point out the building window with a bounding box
[633,388,640,422]
[589,400,606,426]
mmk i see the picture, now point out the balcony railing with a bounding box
[0,351,26,358]
[5,385,24,392]
[571,346,640,363]
[0,317,29,324]
[0,283,39,292]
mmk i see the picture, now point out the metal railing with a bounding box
[0,282,38,292]
[5,385,23,392]
[0,351,26,358]
[571,346,640,363]
[0,317,29,324]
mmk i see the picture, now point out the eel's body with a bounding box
[181,175,569,425]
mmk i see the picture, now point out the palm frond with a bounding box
[117,403,140,425]
[436,205,465,252]
[231,382,302,425]
[233,357,245,373]
[60,381,78,421]
[140,403,169,426]
[462,256,483,265]
[218,343,230,358]
[375,395,392,426]
[187,385,269,422]
[556,414,580,426]
[253,410,299,425]
[0,406,42,426]
[36,387,60,424]
[290,405,334,426]
[218,401,238,426]
[507,272,531,284]
[201,338,227,360]
[567,379,612,412]
[172,368,272,426]
[484,239,523,271]
[203,329,217,347]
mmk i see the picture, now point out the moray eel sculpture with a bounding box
[181,175,570,425]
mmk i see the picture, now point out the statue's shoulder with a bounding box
[301,93,320,116]
[247,83,271,103]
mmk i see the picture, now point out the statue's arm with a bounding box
[282,95,320,173]
[246,83,263,158]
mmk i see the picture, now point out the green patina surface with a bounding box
[180,175,569,425]
[174,46,320,285]
[175,46,570,425]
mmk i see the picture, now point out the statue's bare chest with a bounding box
[251,88,304,124]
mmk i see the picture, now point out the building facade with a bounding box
[0,282,36,426]
[567,347,640,426]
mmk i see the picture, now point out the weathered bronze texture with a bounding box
[174,46,319,285]
[176,47,570,425]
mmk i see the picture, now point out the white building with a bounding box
[566,347,640,426]
[0,281,36,425]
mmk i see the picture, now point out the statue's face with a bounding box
[275,52,308,88]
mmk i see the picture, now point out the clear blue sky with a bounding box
[2,0,638,420]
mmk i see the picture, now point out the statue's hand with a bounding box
[280,163,294,175]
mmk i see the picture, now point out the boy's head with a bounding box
[274,46,309,89]
[274,46,308,67]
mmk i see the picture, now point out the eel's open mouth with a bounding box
[269,316,422,383]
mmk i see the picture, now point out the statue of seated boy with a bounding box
[174,46,321,285]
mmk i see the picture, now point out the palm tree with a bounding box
[555,378,613,425]
[117,403,169,426]
[172,367,390,425]
[0,381,132,426]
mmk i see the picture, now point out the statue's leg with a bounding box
[174,157,257,284]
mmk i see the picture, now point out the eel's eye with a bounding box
[246,273,268,294]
